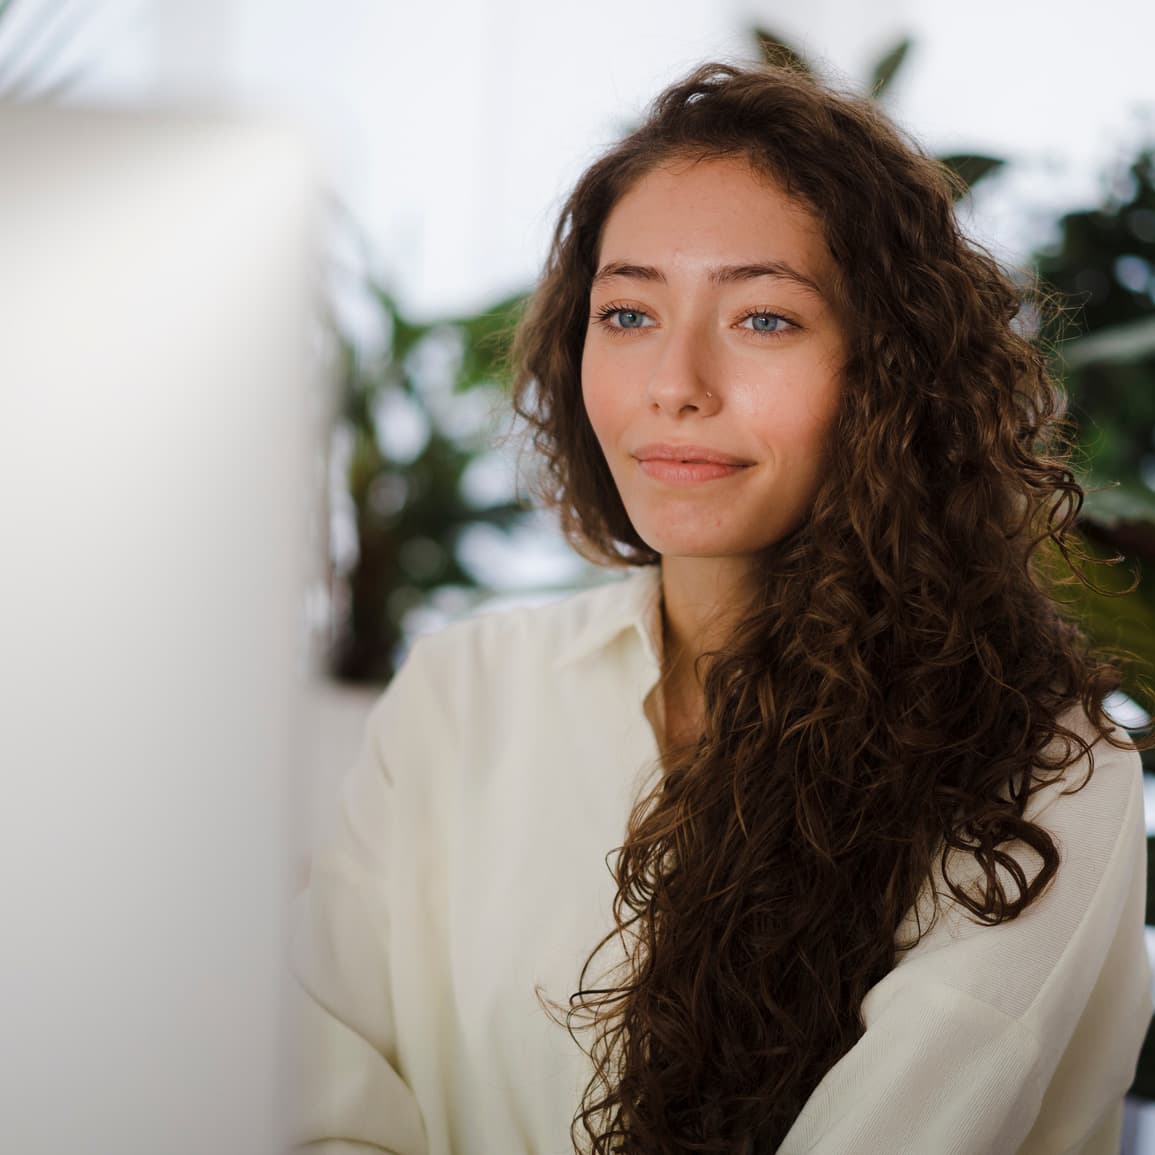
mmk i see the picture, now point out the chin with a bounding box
[633,527,766,560]
[621,493,800,559]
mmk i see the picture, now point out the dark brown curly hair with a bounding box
[510,62,1144,1154]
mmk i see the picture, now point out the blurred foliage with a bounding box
[752,28,811,78]
[868,38,912,99]
[1040,150,1155,339]
[327,286,529,683]
[1041,150,1155,483]
[749,26,1005,200]
[1034,146,1155,719]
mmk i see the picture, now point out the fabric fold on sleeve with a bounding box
[286,663,431,1155]
[777,982,1044,1154]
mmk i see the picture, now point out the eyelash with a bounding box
[591,302,798,339]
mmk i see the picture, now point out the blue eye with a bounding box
[742,312,790,333]
[593,305,656,335]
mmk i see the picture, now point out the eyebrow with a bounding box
[591,259,825,299]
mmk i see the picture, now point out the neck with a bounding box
[658,555,754,689]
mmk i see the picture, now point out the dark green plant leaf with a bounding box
[751,26,811,75]
[329,276,548,682]
[1026,512,1155,720]
[869,37,912,99]
[1081,482,1155,531]
[938,153,1006,200]
[454,291,526,390]
[368,284,432,372]
[1059,527,1155,680]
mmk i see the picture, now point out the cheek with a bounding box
[757,360,840,429]
[739,379,840,448]
[580,343,623,446]
[793,391,843,477]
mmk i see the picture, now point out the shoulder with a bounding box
[942,703,1146,908]
[364,566,659,744]
[355,563,656,771]
[887,702,1147,1019]
[1024,704,1144,840]
[403,566,658,684]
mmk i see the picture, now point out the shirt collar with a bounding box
[552,565,663,671]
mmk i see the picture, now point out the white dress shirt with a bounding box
[289,565,1153,1154]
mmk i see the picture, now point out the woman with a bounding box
[289,63,1152,1154]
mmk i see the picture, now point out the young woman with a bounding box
[289,63,1153,1154]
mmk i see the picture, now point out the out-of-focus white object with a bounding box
[0,104,319,1155]
[1105,689,1153,733]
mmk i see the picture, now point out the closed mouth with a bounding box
[632,442,753,466]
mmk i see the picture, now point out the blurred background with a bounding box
[3,0,1155,1151]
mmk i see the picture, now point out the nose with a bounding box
[644,323,720,416]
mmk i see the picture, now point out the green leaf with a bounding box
[1080,481,1155,529]
[751,26,811,75]
[938,153,1006,200]
[869,37,912,99]
[453,291,526,390]
[368,284,432,368]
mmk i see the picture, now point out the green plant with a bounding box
[750,28,1006,200]
[1033,143,1155,720]
[326,282,533,683]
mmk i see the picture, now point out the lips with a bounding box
[631,442,753,466]
[631,443,753,485]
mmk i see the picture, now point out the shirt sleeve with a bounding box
[776,730,1152,1155]
[285,659,430,1155]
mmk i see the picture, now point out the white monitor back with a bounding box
[0,104,319,1155]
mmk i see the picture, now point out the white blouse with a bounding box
[288,565,1152,1154]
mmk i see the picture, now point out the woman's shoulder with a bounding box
[877,703,1148,1032]
[1025,704,1144,833]
[358,566,661,772]
[401,565,661,682]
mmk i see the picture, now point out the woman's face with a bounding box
[581,154,848,561]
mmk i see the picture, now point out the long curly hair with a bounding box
[510,62,1143,1154]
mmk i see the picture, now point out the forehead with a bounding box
[597,155,832,277]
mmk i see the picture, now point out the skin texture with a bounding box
[580,155,848,721]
